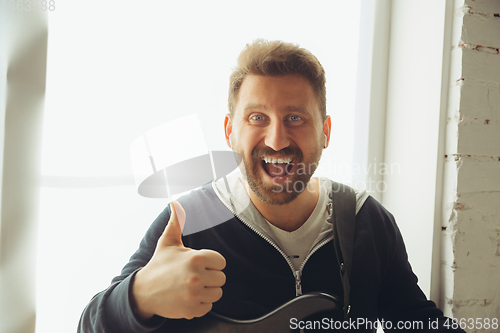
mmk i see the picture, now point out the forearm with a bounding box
[78,270,165,333]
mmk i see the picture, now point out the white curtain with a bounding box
[0,10,48,333]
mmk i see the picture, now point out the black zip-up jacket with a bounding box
[78,179,464,332]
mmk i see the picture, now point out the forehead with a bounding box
[235,75,320,116]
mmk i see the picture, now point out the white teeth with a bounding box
[262,157,292,164]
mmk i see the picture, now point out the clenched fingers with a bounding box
[196,249,226,270]
[203,270,226,287]
[200,287,224,304]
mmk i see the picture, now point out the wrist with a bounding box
[130,268,155,321]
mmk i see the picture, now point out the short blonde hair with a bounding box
[228,39,326,120]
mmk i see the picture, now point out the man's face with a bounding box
[225,74,331,205]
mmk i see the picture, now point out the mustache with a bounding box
[251,146,303,161]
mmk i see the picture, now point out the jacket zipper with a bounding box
[294,236,333,296]
[216,194,334,297]
[294,270,302,296]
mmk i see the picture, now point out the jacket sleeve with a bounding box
[77,205,173,333]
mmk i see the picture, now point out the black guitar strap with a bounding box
[327,182,356,321]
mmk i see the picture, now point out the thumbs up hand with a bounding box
[131,201,226,320]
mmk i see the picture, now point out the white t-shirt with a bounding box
[265,181,329,271]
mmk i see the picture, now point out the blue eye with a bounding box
[289,115,302,121]
[251,115,264,121]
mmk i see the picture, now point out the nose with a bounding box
[264,121,290,151]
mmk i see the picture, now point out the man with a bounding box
[79,40,464,332]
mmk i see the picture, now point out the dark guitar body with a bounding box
[172,292,341,333]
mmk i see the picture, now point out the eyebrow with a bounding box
[285,105,309,114]
[244,104,310,115]
[244,103,267,112]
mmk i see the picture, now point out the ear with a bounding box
[224,114,233,148]
[323,115,331,149]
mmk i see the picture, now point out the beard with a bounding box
[237,142,323,205]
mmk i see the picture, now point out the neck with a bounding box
[245,178,320,232]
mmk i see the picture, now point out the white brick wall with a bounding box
[441,0,500,326]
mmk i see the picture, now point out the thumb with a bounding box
[160,201,186,247]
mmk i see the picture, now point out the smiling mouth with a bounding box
[261,156,294,178]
